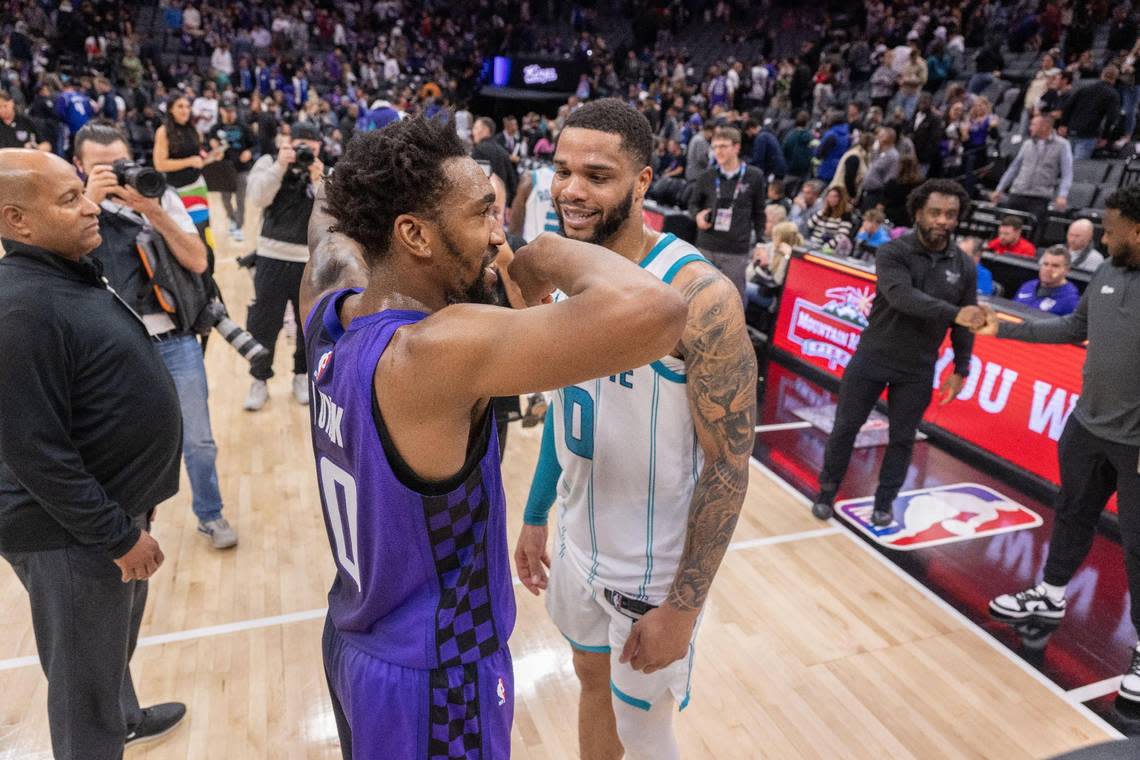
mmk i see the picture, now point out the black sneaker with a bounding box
[811,491,835,520]
[870,507,893,527]
[988,584,1067,621]
[125,702,186,746]
[1120,647,1140,702]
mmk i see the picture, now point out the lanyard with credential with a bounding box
[714,165,747,206]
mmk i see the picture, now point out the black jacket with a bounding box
[856,233,977,380]
[0,241,182,557]
[1062,81,1122,139]
[687,164,767,255]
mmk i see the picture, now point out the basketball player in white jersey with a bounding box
[509,161,560,242]
[516,99,757,760]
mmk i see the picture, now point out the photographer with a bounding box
[243,121,324,411]
[74,121,238,550]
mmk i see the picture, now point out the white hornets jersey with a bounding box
[522,166,560,242]
[551,233,709,603]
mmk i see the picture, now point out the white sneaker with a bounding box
[1121,646,1140,702]
[231,227,244,242]
[292,374,310,405]
[197,517,238,549]
[989,584,1066,621]
[244,379,268,411]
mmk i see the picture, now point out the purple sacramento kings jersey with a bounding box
[304,290,516,760]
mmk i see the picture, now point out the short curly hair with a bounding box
[1104,184,1140,224]
[561,98,654,169]
[906,178,971,222]
[324,115,468,263]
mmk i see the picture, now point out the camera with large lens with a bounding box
[196,299,269,364]
[111,159,166,198]
[292,144,315,173]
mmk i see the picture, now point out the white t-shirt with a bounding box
[191,96,218,135]
[211,48,234,76]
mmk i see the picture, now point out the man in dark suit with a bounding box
[472,116,517,205]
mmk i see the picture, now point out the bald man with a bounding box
[0,150,187,757]
[1065,218,1105,272]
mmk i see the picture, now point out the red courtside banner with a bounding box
[772,253,1088,490]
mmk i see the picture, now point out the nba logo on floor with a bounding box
[835,483,1042,550]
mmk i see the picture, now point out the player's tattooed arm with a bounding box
[667,271,757,613]
[301,181,369,320]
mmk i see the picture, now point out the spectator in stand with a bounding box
[1061,64,1121,160]
[55,78,95,157]
[191,84,219,138]
[747,112,786,179]
[832,131,874,203]
[782,111,814,179]
[870,49,899,111]
[806,185,855,250]
[1117,41,1140,149]
[746,219,802,314]
[987,215,1038,258]
[968,39,1005,95]
[790,179,825,236]
[658,138,686,178]
[958,236,994,296]
[815,110,851,184]
[767,178,791,214]
[962,96,1001,191]
[762,204,788,242]
[211,41,234,81]
[992,114,1072,225]
[496,115,525,166]
[893,45,927,120]
[685,119,714,182]
[0,91,51,150]
[855,207,892,255]
[908,92,944,178]
[471,116,517,206]
[1020,54,1059,133]
[861,126,901,208]
[1013,246,1081,316]
[1065,218,1106,272]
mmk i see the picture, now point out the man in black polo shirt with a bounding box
[0,149,186,757]
[0,90,50,150]
[811,179,986,525]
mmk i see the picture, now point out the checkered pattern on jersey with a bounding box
[428,664,482,759]
[423,465,501,668]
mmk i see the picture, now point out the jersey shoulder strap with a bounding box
[638,233,709,284]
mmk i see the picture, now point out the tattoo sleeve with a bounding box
[665,272,758,612]
[302,182,369,309]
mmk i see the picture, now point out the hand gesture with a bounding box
[513,524,550,595]
[695,208,713,230]
[276,142,296,168]
[507,236,557,306]
[186,155,205,170]
[308,155,325,185]
[973,305,1000,336]
[938,372,965,406]
[619,604,698,674]
[113,530,164,582]
[989,190,1002,204]
[1053,196,1068,211]
[953,305,986,330]
[83,164,121,205]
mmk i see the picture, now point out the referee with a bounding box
[986,185,1140,704]
[811,179,986,525]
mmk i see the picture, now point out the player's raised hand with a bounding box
[619,605,698,674]
[514,524,550,595]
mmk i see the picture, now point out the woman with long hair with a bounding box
[153,94,223,256]
[882,153,925,226]
[806,185,855,249]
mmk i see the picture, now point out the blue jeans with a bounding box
[1071,137,1096,160]
[967,73,994,95]
[1122,84,1140,138]
[156,335,224,522]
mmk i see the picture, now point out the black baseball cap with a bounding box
[291,122,322,142]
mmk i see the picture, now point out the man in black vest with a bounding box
[0,148,186,757]
[243,121,325,411]
[73,120,238,550]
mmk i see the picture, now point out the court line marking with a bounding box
[754,421,814,433]
[0,524,841,673]
[1067,677,1123,705]
[747,457,1125,740]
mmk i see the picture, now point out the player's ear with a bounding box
[636,165,653,200]
[393,213,433,261]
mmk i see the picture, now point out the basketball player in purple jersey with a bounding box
[298,115,689,760]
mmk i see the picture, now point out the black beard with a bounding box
[439,227,500,306]
[558,186,635,246]
[915,220,949,251]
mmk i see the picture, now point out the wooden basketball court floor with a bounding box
[0,202,1122,759]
